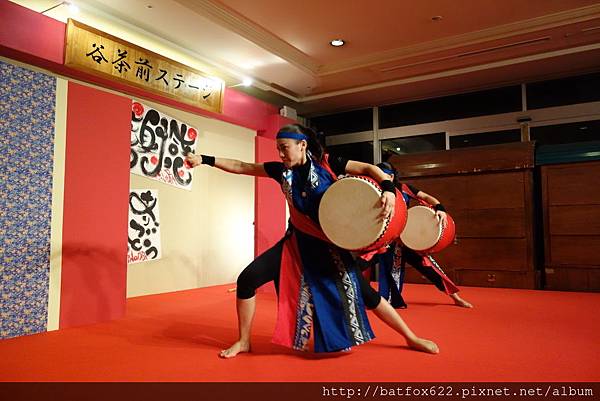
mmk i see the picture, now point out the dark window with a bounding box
[530,120,600,145]
[381,133,446,160]
[310,108,373,136]
[327,142,374,164]
[449,129,521,149]
[379,86,521,128]
[526,72,600,110]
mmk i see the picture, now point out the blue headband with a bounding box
[381,168,395,175]
[276,131,308,141]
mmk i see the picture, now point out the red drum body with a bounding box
[399,205,455,254]
[318,175,407,252]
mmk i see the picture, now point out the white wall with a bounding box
[127,99,255,297]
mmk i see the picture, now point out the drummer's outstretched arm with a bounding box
[416,190,447,222]
[415,190,440,207]
[185,153,269,177]
[345,160,390,182]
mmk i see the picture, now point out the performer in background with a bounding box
[372,162,473,309]
[185,124,439,358]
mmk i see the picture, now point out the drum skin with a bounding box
[400,205,455,254]
[318,175,407,252]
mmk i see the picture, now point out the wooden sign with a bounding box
[64,19,224,113]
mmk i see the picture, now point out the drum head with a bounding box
[319,177,385,250]
[400,206,442,251]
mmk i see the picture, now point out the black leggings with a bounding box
[401,246,446,292]
[236,237,381,309]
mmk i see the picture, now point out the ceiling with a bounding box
[11,0,600,116]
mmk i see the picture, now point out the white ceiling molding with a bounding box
[318,4,600,75]
[302,43,600,102]
[174,0,320,75]
[376,37,552,73]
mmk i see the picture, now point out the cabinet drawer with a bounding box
[455,269,538,289]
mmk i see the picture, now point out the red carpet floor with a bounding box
[0,283,598,382]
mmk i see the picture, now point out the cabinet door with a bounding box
[404,176,466,211]
[455,208,526,238]
[542,162,600,288]
[436,238,529,271]
[464,172,525,210]
[455,269,536,289]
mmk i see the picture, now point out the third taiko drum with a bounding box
[400,205,455,254]
[318,175,407,252]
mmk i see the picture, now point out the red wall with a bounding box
[255,136,286,256]
[60,82,132,328]
[0,0,279,132]
[255,114,295,256]
[1,0,289,326]
[0,0,65,65]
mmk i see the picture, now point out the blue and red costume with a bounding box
[236,151,378,353]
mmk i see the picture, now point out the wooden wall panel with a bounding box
[391,143,536,289]
[464,172,525,210]
[436,238,528,271]
[545,267,600,291]
[541,161,600,291]
[549,236,600,266]
[453,208,526,238]
[546,162,600,206]
[455,270,536,289]
[404,176,466,211]
[549,205,600,235]
[390,142,534,178]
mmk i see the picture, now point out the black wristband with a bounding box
[200,155,215,166]
[379,179,396,195]
[434,203,446,212]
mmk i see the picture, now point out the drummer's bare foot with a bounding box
[219,340,250,358]
[407,337,439,354]
[450,293,473,308]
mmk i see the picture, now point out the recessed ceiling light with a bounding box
[330,39,345,47]
[431,15,443,21]
[242,77,253,87]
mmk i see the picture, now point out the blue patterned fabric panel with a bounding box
[0,60,56,339]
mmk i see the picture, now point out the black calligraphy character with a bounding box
[168,121,195,186]
[129,219,145,238]
[129,191,158,225]
[145,246,158,259]
[129,191,160,260]
[138,110,167,177]
[112,49,131,74]
[155,69,169,86]
[188,84,199,90]
[86,43,108,65]
[200,81,214,100]
[135,58,153,82]
[173,74,184,89]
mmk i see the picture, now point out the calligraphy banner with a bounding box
[131,101,197,190]
[64,19,224,113]
[127,189,162,264]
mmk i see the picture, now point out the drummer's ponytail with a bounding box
[277,124,325,162]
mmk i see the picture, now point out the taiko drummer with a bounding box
[185,124,438,358]
[372,162,473,309]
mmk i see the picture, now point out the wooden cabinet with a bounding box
[541,161,600,291]
[389,142,539,289]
